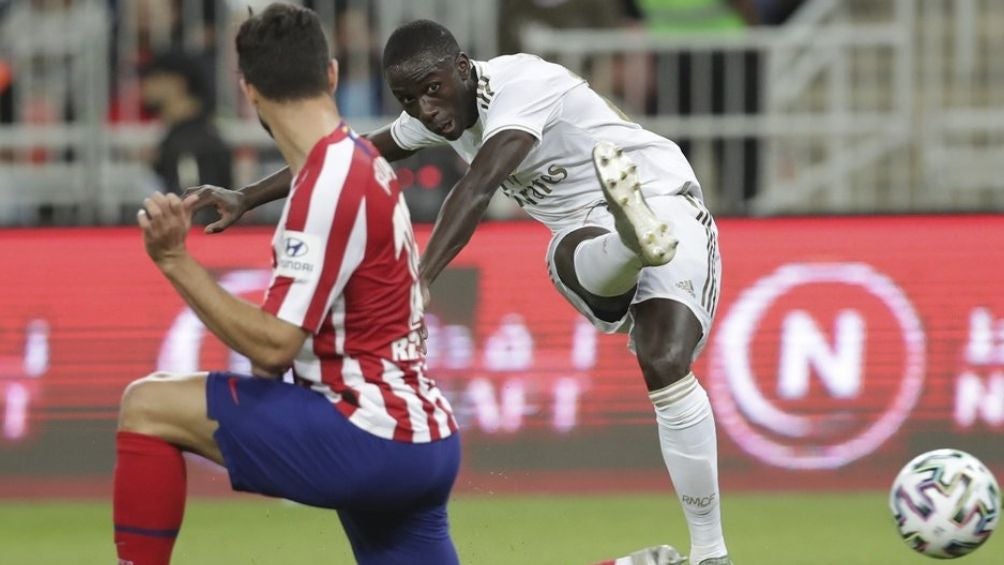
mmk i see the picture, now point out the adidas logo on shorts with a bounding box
[675,279,696,298]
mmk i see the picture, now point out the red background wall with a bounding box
[0,216,1002,497]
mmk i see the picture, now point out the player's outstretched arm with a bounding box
[181,126,412,234]
[364,125,416,163]
[419,129,536,287]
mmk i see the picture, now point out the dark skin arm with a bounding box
[183,126,415,232]
[367,125,418,162]
[418,129,536,286]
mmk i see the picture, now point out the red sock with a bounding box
[113,431,187,565]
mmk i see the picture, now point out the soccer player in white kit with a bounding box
[188,19,730,565]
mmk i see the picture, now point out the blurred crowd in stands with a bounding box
[0,0,806,223]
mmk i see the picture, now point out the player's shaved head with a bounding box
[382,20,461,74]
[236,3,330,101]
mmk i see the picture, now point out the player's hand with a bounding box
[418,282,431,355]
[421,280,432,309]
[181,184,246,234]
[138,192,193,265]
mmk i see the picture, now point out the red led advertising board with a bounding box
[0,216,1002,496]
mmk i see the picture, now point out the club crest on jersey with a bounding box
[501,164,568,207]
[275,231,323,282]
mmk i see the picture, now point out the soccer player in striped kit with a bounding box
[189,16,731,565]
[114,6,459,564]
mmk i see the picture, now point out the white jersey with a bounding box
[390,53,703,233]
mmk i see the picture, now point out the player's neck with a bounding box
[266,98,343,176]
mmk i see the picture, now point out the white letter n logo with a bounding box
[778,310,865,399]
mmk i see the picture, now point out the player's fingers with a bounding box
[182,193,201,210]
[182,186,218,211]
[142,197,164,219]
[204,216,234,234]
[166,193,189,220]
[137,208,151,230]
[183,190,209,209]
[418,323,429,355]
[150,191,169,206]
[148,193,171,221]
[180,185,206,199]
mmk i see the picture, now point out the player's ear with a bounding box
[238,77,258,106]
[327,59,339,94]
[456,53,471,80]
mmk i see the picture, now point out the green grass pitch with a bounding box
[1,492,999,564]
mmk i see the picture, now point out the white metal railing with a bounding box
[759,0,916,213]
[522,0,919,215]
[0,0,497,225]
[526,0,1004,215]
[915,0,1004,211]
[1,0,1004,224]
[0,0,109,224]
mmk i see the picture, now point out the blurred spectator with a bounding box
[753,0,806,25]
[634,0,758,31]
[631,0,761,209]
[108,0,219,124]
[140,51,232,195]
[0,58,11,127]
[330,1,383,117]
[497,0,630,55]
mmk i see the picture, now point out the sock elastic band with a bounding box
[648,372,698,409]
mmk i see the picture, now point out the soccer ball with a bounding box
[890,449,1001,559]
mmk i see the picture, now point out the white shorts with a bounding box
[545,194,722,358]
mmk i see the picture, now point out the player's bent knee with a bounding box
[552,227,608,282]
[555,226,609,256]
[637,347,692,387]
[118,372,191,433]
[118,378,163,433]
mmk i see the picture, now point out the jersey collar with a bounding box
[293,121,350,189]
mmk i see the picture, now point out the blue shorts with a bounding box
[205,372,461,565]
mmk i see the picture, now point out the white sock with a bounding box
[573,232,642,297]
[649,373,727,563]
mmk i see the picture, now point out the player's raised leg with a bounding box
[550,145,678,330]
[569,142,679,299]
[114,371,220,565]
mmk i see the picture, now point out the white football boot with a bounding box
[592,141,678,267]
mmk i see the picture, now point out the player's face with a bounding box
[387,55,475,141]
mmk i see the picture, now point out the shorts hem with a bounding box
[205,372,253,494]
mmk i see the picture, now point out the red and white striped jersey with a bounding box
[261,123,457,443]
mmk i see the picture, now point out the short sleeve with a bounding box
[480,67,574,143]
[389,111,449,151]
